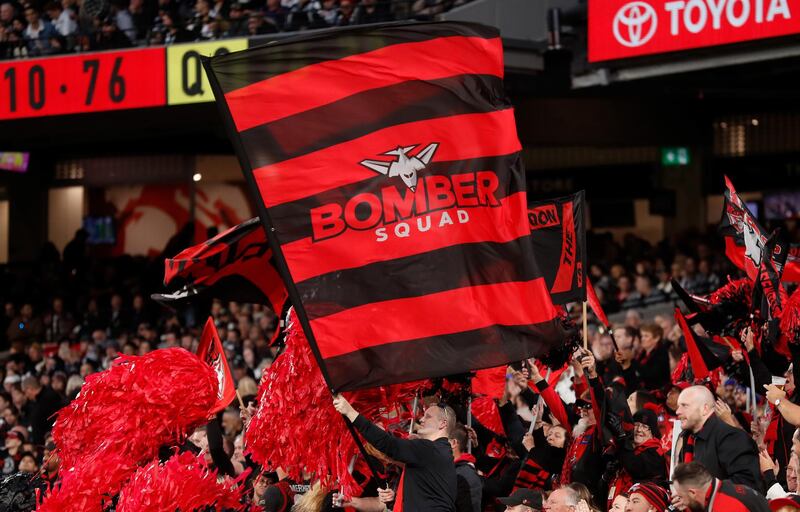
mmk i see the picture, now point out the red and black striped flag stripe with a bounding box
[528,191,587,305]
[152,217,287,315]
[203,22,564,392]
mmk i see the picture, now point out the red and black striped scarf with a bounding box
[513,456,551,492]
[683,433,696,463]
[560,426,595,486]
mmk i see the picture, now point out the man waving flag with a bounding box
[203,22,564,392]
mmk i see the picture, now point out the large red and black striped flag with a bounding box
[203,22,564,392]
[527,191,586,305]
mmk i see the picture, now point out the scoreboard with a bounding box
[0,38,248,121]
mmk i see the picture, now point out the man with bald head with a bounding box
[675,385,762,492]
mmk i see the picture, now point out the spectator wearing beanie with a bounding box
[626,482,670,512]
[606,408,667,506]
[770,494,800,512]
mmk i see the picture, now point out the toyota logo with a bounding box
[613,1,657,48]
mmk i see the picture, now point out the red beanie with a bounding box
[628,482,670,511]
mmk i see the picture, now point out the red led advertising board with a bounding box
[0,47,166,120]
[590,0,800,62]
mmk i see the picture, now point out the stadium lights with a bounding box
[193,173,202,182]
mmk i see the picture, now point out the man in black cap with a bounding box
[498,488,542,512]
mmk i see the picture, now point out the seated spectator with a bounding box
[160,9,193,43]
[680,258,709,295]
[333,0,355,25]
[17,451,38,473]
[1,430,23,474]
[8,303,44,345]
[44,0,76,37]
[0,1,15,29]
[128,0,153,40]
[622,275,667,310]
[246,11,274,35]
[263,0,287,30]
[89,17,132,51]
[413,0,448,17]
[285,0,326,31]
[186,0,209,35]
[698,258,721,293]
[22,375,63,445]
[317,0,337,25]
[223,1,247,35]
[22,7,57,55]
[355,0,392,23]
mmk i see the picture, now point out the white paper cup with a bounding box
[773,376,787,389]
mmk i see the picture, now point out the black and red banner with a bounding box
[674,308,732,381]
[528,191,586,305]
[719,176,800,282]
[203,22,564,392]
[152,217,287,314]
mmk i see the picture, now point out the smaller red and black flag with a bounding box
[152,217,287,315]
[753,231,790,356]
[755,231,789,319]
[719,176,800,282]
[528,191,587,305]
[197,317,236,414]
[674,308,730,381]
[586,280,609,328]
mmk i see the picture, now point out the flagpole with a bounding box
[583,301,588,351]
[340,415,386,487]
[669,418,683,479]
[409,393,418,435]
[466,394,473,454]
[529,368,551,434]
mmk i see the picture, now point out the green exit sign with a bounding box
[661,147,690,166]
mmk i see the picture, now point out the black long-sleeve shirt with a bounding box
[353,415,456,512]
[206,416,236,477]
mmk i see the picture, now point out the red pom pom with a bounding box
[245,310,360,496]
[780,288,800,347]
[470,396,504,437]
[40,348,219,511]
[708,278,752,306]
[116,452,245,512]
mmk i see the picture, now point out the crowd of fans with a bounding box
[0,0,472,58]
[585,225,800,314]
[1,223,800,511]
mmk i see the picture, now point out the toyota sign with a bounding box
[590,0,799,61]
